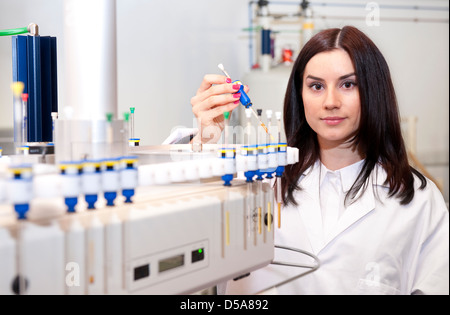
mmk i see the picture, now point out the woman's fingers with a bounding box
[191,73,250,142]
[196,101,240,125]
[193,83,241,107]
[191,73,249,144]
[191,74,244,121]
[192,92,240,114]
[196,74,229,94]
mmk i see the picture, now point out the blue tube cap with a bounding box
[122,189,135,203]
[14,204,29,220]
[104,192,117,207]
[85,194,98,210]
[256,170,265,181]
[65,197,78,213]
[221,174,233,186]
[265,167,277,179]
[244,170,256,183]
[276,166,285,177]
[232,81,252,108]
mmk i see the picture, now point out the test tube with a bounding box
[123,112,130,139]
[223,112,231,246]
[106,113,114,144]
[266,110,277,171]
[120,156,138,203]
[128,107,140,147]
[129,107,135,140]
[51,112,58,143]
[59,162,81,213]
[11,82,25,149]
[256,109,267,235]
[265,110,274,232]
[82,160,102,210]
[244,109,258,242]
[257,109,268,173]
[8,165,32,294]
[275,111,286,229]
[102,158,120,207]
[22,94,28,144]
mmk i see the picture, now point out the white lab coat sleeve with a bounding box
[162,127,198,144]
[411,181,449,295]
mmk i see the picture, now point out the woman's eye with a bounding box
[342,81,357,89]
[310,83,323,91]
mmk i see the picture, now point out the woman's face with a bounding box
[302,49,361,149]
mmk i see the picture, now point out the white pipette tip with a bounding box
[245,108,252,118]
[266,110,273,119]
[275,112,282,120]
[218,63,231,79]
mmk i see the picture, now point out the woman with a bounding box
[191,26,449,294]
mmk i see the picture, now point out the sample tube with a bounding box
[122,112,130,153]
[265,110,274,232]
[222,112,232,246]
[106,113,114,158]
[82,160,102,210]
[256,109,267,235]
[243,109,256,241]
[128,107,140,147]
[9,165,32,294]
[266,110,277,171]
[102,158,120,207]
[11,82,25,149]
[120,156,138,203]
[22,94,28,144]
[224,112,230,149]
[257,109,269,172]
[129,107,135,140]
[51,112,58,143]
[59,161,81,213]
[275,111,286,229]
[123,112,130,140]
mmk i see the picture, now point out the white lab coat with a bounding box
[224,161,449,295]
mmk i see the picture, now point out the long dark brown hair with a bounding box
[281,25,426,206]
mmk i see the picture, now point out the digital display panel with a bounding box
[159,254,184,273]
[191,248,205,263]
[134,264,150,281]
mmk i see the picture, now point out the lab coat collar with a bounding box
[319,159,365,193]
[296,160,387,254]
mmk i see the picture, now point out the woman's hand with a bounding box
[191,74,249,144]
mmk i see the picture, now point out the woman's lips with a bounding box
[322,117,345,126]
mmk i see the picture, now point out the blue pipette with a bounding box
[218,64,272,139]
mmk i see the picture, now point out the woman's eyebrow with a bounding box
[305,72,356,81]
[339,72,356,80]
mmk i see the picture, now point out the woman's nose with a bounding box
[323,88,341,110]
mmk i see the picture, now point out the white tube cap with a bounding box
[275,111,282,120]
